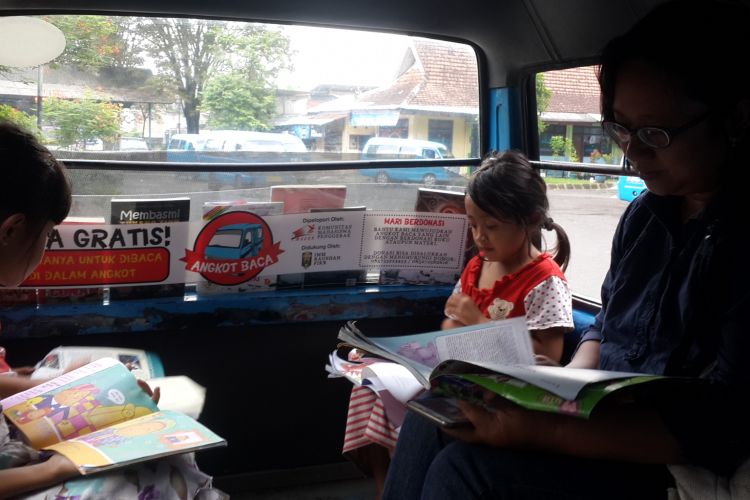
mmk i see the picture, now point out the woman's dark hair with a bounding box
[0,121,71,228]
[599,0,750,134]
[467,151,570,271]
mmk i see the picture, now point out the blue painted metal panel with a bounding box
[0,284,454,338]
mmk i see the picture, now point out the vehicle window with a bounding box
[13,16,477,168]
[535,66,630,299]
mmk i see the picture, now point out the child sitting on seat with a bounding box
[343,150,579,499]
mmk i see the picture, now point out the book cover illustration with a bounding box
[270,185,347,288]
[270,185,346,214]
[2,358,158,449]
[109,197,190,300]
[197,200,284,295]
[45,409,225,474]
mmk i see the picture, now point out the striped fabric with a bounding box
[342,385,399,454]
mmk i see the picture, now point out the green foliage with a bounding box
[44,16,123,69]
[549,135,565,157]
[135,18,292,132]
[44,94,122,149]
[536,73,552,134]
[0,105,40,137]
[203,73,276,130]
[549,135,578,162]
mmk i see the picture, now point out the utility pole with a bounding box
[36,65,43,128]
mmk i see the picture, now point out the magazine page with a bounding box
[434,372,662,419]
[44,410,226,475]
[1,358,158,448]
[432,361,655,401]
[362,363,424,404]
[338,317,534,389]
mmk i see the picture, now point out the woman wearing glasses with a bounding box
[382,1,750,498]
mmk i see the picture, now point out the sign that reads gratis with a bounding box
[21,222,189,288]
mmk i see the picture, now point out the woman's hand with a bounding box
[444,293,488,326]
[137,379,160,405]
[443,397,555,450]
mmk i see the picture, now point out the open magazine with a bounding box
[1,358,225,474]
[335,319,682,419]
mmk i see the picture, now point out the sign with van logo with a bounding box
[181,212,284,286]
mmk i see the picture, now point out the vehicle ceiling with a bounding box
[4,0,671,87]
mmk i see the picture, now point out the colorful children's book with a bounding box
[109,197,190,300]
[1,357,225,475]
[336,320,682,419]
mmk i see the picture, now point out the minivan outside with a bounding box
[359,137,463,185]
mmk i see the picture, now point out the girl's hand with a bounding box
[444,293,487,326]
[443,397,555,449]
[137,379,161,405]
[44,453,80,481]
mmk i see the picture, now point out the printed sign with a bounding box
[25,211,466,289]
[181,211,283,286]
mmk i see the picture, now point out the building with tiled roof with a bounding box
[538,65,618,163]
[276,38,479,156]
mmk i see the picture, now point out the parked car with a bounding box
[617,175,647,202]
[359,137,462,185]
[119,137,150,151]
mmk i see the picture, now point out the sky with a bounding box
[275,25,411,91]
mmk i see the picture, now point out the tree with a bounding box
[44,94,121,149]
[135,18,291,133]
[202,73,275,130]
[536,73,552,133]
[43,16,124,70]
[0,105,40,137]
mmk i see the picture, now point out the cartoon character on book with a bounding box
[77,418,176,448]
[8,383,153,440]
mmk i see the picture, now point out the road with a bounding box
[68,168,626,299]
[547,188,627,299]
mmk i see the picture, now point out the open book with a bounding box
[1,358,225,474]
[336,319,676,418]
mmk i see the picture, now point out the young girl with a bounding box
[442,150,574,361]
[0,121,223,499]
[343,151,577,498]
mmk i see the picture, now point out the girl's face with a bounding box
[0,218,54,287]
[612,61,726,199]
[465,195,529,264]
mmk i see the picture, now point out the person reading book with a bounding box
[441,150,573,361]
[342,151,576,499]
[382,1,750,498]
[0,122,224,499]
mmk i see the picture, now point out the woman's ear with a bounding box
[0,213,27,247]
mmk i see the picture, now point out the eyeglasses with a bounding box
[601,112,709,149]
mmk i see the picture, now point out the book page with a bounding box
[362,362,424,404]
[45,410,226,475]
[2,358,158,449]
[434,317,534,366]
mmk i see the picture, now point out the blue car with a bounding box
[205,223,264,260]
[360,165,464,186]
[617,175,647,202]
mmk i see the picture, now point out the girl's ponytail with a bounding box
[542,217,571,272]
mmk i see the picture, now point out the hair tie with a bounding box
[542,217,554,231]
